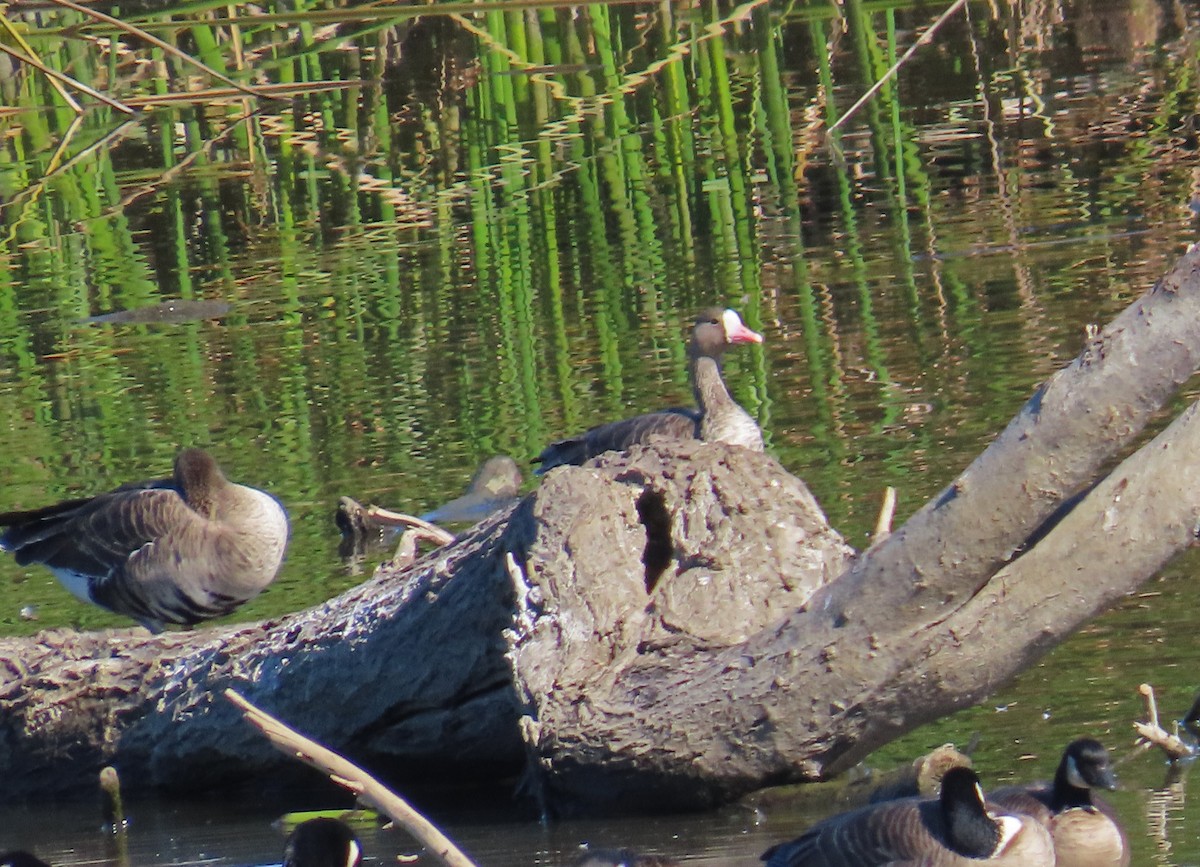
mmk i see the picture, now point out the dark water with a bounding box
[3,0,1200,862]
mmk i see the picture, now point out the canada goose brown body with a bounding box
[0,448,289,633]
[535,308,763,472]
[762,767,1054,867]
[284,817,363,867]
[989,737,1129,867]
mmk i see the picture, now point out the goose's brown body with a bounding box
[535,308,763,471]
[0,448,288,633]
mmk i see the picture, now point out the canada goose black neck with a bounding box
[940,767,1003,858]
[1051,737,1117,811]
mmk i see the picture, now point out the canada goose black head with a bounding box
[988,738,1128,867]
[1055,737,1118,809]
[283,818,362,867]
[939,766,1012,857]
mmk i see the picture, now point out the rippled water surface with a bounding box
[3,0,1200,862]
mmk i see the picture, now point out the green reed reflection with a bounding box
[0,0,1198,639]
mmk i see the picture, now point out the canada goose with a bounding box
[535,308,764,472]
[0,448,289,633]
[989,737,1129,867]
[761,766,1054,866]
[283,817,363,867]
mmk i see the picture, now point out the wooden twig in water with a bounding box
[1133,683,1194,761]
[361,507,456,546]
[225,689,480,867]
[872,487,897,545]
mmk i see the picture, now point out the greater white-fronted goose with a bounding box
[420,455,522,524]
[761,766,1055,867]
[284,817,363,867]
[0,448,289,633]
[535,308,764,472]
[989,737,1129,867]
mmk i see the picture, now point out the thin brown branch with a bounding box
[35,0,283,102]
[0,42,129,112]
[1133,683,1194,762]
[225,689,480,867]
[362,507,456,546]
[0,14,81,110]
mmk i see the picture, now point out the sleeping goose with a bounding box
[0,448,289,633]
[535,308,764,472]
[989,737,1129,867]
[761,766,1055,867]
[284,817,363,867]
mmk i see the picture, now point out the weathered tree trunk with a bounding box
[4,245,1200,811]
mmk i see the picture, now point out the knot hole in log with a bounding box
[636,488,672,593]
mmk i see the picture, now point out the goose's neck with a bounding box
[944,798,1002,858]
[1051,761,1093,810]
[691,355,733,412]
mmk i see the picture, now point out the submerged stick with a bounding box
[225,689,479,867]
[872,487,897,545]
[1133,683,1194,761]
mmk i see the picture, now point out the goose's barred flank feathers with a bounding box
[762,766,1055,867]
[0,448,289,633]
[535,308,763,472]
[989,738,1129,867]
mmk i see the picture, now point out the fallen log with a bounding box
[3,243,1200,812]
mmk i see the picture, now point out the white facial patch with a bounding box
[722,308,743,337]
[1066,755,1089,789]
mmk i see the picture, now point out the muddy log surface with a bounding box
[2,243,1200,810]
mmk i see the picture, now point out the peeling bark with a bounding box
[3,245,1200,812]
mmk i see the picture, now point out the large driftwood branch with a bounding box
[2,244,1200,810]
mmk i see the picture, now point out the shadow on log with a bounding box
[4,243,1200,813]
